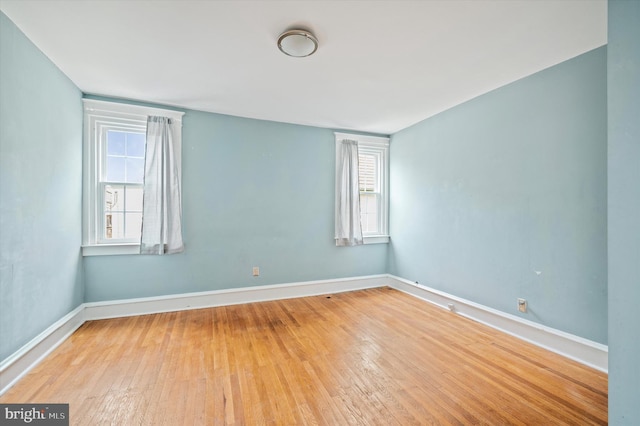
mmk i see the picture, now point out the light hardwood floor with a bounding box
[0,287,607,425]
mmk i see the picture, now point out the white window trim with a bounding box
[82,99,184,256]
[334,132,390,244]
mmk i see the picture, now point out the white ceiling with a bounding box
[1,0,607,135]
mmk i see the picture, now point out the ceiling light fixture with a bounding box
[277,29,318,58]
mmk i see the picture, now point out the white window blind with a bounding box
[358,152,376,193]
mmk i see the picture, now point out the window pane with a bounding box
[104,185,124,212]
[126,133,146,157]
[125,213,142,239]
[105,212,125,239]
[105,131,145,184]
[105,213,113,239]
[106,157,126,182]
[107,131,126,155]
[126,158,144,183]
[360,192,379,233]
[103,185,142,241]
[125,186,143,211]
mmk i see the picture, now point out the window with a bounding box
[102,129,145,242]
[335,132,389,244]
[82,100,183,256]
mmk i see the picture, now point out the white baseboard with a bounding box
[0,273,608,396]
[0,305,86,395]
[387,275,608,373]
[84,275,388,320]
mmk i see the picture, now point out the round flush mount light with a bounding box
[277,29,318,57]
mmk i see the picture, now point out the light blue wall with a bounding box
[389,47,607,344]
[0,13,84,361]
[83,104,388,301]
[608,0,640,423]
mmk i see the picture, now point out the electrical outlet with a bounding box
[252,266,259,277]
[517,298,527,313]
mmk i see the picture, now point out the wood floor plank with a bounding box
[0,287,607,425]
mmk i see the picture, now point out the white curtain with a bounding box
[335,139,363,246]
[140,116,184,254]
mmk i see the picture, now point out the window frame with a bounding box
[358,148,383,235]
[97,123,146,245]
[334,132,390,244]
[82,99,184,256]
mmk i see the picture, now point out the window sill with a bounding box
[82,244,140,256]
[363,235,390,244]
